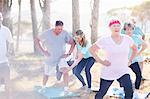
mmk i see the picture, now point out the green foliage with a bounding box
[131,1,150,21]
[107,1,150,21]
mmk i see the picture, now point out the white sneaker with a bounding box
[64,87,69,96]
[78,85,88,91]
[85,88,92,94]
[133,91,139,99]
[0,84,5,92]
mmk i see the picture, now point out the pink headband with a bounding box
[109,20,121,27]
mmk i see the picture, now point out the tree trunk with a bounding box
[30,0,39,54]
[0,0,3,12]
[72,0,80,35]
[2,0,14,55]
[144,21,146,33]
[91,0,99,44]
[39,0,50,31]
[16,0,21,51]
[2,0,12,32]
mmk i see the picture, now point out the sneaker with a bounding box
[64,87,69,96]
[78,85,88,91]
[86,88,93,94]
[0,84,5,92]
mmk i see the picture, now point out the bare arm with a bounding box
[138,40,147,55]
[89,44,111,66]
[67,39,76,55]
[62,39,76,58]
[34,37,50,56]
[129,44,138,64]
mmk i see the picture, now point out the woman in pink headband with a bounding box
[90,19,137,99]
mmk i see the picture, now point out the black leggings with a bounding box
[95,74,133,99]
[130,62,142,89]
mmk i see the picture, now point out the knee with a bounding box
[72,67,76,74]
[85,68,90,74]
[73,70,80,77]
[135,72,142,78]
[85,67,91,74]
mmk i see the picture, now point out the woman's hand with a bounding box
[101,60,111,66]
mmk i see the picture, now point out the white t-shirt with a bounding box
[0,25,13,63]
[95,35,134,80]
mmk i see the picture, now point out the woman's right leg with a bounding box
[95,78,113,99]
[73,58,86,87]
[117,74,133,99]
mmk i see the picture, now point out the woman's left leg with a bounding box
[130,62,142,89]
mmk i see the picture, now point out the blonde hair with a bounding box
[75,30,87,47]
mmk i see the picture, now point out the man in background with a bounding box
[0,12,13,99]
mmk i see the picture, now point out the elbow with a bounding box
[70,39,76,47]
[132,45,138,54]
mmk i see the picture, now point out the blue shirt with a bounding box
[121,29,125,34]
[133,26,144,38]
[129,34,143,63]
[77,42,92,58]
